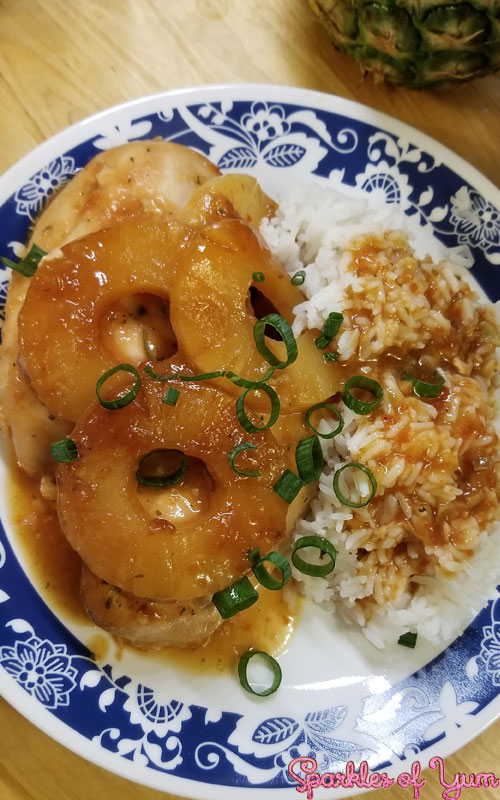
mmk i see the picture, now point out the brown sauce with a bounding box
[153,585,300,675]
[6,451,301,673]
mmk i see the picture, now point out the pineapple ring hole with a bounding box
[100,292,177,363]
[247,286,282,341]
[137,450,212,530]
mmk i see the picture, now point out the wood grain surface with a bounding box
[1,1,500,799]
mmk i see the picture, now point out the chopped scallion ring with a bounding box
[291,535,336,577]
[1,243,47,277]
[398,631,418,649]
[96,364,141,410]
[236,383,280,433]
[228,442,261,477]
[247,547,260,567]
[295,435,323,483]
[342,375,383,415]
[50,438,78,463]
[144,364,224,382]
[136,449,187,487]
[273,469,304,504]
[163,387,180,406]
[305,403,344,440]
[402,370,445,398]
[212,576,258,619]
[324,352,339,362]
[238,650,282,696]
[252,271,265,282]
[291,271,306,286]
[333,462,377,508]
[253,313,298,369]
[248,548,291,590]
[314,312,344,350]
[225,366,275,389]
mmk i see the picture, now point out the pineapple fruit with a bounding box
[309,0,500,88]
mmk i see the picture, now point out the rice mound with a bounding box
[260,184,500,649]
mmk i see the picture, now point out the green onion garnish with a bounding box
[96,364,141,410]
[305,402,344,440]
[1,243,47,277]
[273,469,304,504]
[163,387,180,406]
[314,312,344,350]
[238,650,282,696]
[50,438,78,463]
[212,576,258,619]
[342,375,383,415]
[248,548,291,590]
[235,383,280,433]
[252,271,265,283]
[291,271,306,286]
[144,364,224,382]
[225,366,275,389]
[402,370,445,398]
[136,449,187,487]
[291,535,336,577]
[228,442,261,477]
[295,435,323,483]
[398,631,418,649]
[253,314,298,370]
[333,462,377,508]
[323,352,339,362]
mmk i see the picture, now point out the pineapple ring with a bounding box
[56,368,290,600]
[1,139,219,476]
[170,218,338,410]
[18,216,196,422]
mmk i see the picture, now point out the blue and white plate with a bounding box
[1,85,500,799]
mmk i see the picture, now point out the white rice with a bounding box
[260,183,500,649]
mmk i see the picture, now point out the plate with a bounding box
[1,85,500,799]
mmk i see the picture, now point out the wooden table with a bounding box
[1,2,499,799]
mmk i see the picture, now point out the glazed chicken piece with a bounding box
[0,140,220,476]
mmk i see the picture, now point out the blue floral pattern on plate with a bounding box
[0,87,499,796]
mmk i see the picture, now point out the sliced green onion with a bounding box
[228,442,261,477]
[1,243,47,277]
[163,387,180,406]
[144,364,173,381]
[315,312,344,350]
[225,366,275,389]
[273,469,304,504]
[212,576,258,619]
[247,547,260,567]
[96,364,141,410]
[291,535,336,577]
[248,548,291,590]
[342,375,383,415]
[323,352,339,362]
[238,650,282,696]
[291,271,306,286]
[333,462,377,508]
[236,383,280,433]
[50,438,78,463]
[402,370,445,398]
[144,364,224,382]
[252,271,265,283]
[136,449,187,487]
[253,314,298,370]
[295,435,323,483]
[305,403,344,440]
[398,631,418,649]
